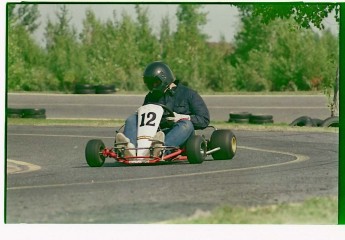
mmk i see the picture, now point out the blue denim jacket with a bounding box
[144,82,210,129]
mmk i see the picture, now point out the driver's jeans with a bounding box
[123,113,194,147]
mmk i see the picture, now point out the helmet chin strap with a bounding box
[164,82,177,96]
[164,82,176,92]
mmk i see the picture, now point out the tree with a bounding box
[230,14,338,92]
[44,5,86,92]
[166,4,209,90]
[233,2,340,109]
[235,3,340,29]
[7,4,58,91]
[8,3,41,33]
[134,4,160,65]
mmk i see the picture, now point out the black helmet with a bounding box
[143,61,175,92]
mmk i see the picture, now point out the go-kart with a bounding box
[85,104,237,166]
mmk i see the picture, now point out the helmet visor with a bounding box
[144,77,162,91]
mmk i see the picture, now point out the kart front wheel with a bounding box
[209,130,236,160]
[186,135,206,164]
[85,139,106,167]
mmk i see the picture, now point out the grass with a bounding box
[6,118,125,127]
[7,118,339,133]
[166,197,338,224]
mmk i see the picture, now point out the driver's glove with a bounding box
[166,112,191,122]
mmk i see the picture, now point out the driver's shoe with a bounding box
[115,133,135,157]
[150,131,165,157]
[125,143,135,157]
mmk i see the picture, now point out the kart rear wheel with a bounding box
[85,139,106,167]
[209,130,236,160]
[186,135,206,164]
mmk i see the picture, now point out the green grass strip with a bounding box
[7,118,339,133]
[166,197,338,224]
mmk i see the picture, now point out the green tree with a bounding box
[8,4,41,33]
[112,11,142,91]
[159,14,173,60]
[134,4,160,65]
[165,4,209,90]
[44,5,86,92]
[80,8,112,86]
[235,3,339,29]
[230,7,338,91]
[7,4,58,91]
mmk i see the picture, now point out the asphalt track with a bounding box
[6,125,338,223]
[8,93,331,123]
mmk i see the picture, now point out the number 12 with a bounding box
[139,112,157,127]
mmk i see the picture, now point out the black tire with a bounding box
[289,116,314,127]
[85,139,106,167]
[229,112,251,123]
[209,129,236,160]
[230,118,250,123]
[75,83,96,94]
[22,108,46,115]
[250,119,274,124]
[75,83,95,90]
[22,114,46,119]
[96,89,116,94]
[96,84,116,94]
[321,116,339,127]
[186,135,206,164]
[311,118,323,127]
[75,88,96,94]
[7,113,22,118]
[250,114,273,121]
[7,108,23,115]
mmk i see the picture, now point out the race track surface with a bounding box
[6,125,338,223]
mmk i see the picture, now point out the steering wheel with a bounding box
[152,103,175,129]
[153,103,174,118]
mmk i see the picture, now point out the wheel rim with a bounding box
[200,142,206,156]
[231,136,237,153]
[98,147,105,161]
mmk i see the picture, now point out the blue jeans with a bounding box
[123,113,194,147]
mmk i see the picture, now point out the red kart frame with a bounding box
[101,145,188,164]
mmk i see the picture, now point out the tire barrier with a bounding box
[96,84,116,94]
[289,116,314,127]
[228,112,251,123]
[7,108,23,118]
[228,112,274,125]
[321,116,339,127]
[290,116,339,128]
[7,108,46,119]
[74,83,116,94]
[249,114,274,124]
[75,84,96,94]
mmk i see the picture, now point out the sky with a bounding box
[34,3,241,45]
[33,3,339,46]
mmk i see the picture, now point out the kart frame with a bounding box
[101,125,222,164]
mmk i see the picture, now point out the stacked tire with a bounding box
[228,112,274,125]
[249,114,274,124]
[228,112,251,123]
[289,116,339,128]
[95,84,116,94]
[75,83,116,94]
[7,108,46,119]
[75,84,96,94]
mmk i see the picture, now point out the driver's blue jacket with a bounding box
[143,81,210,130]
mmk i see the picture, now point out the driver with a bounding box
[116,61,210,157]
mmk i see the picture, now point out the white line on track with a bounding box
[8,92,326,97]
[8,103,327,109]
[8,133,113,138]
[7,159,41,174]
[7,146,309,191]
